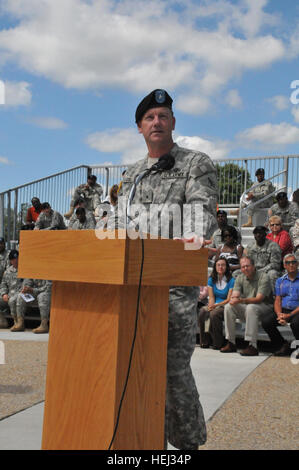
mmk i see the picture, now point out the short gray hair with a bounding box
[283,253,296,263]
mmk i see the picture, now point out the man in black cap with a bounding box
[240,168,275,227]
[112,89,218,449]
[0,238,11,327]
[0,250,23,330]
[267,191,299,232]
[244,225,282,292]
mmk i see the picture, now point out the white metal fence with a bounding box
[0,155,298,247]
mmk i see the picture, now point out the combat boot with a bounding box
[0,312,9,328]
[242,215,253,227]
[64,207,74,219]
[10,316,25,332]
[33,319,49,334]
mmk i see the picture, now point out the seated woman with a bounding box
[215,225,243,277]
[266,215,293,259]
[198,257,235,349]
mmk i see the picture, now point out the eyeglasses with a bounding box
[270,223,281,226]
[285,260,297,265]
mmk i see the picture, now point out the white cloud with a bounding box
[86,127,230,163]
[2,81,32,107]
[267,95,289,111]
[174,134,230,159]
[0,156,12,165]
[86,128,147,164]
[225,89,243,108]
[0,0,290,114]
[27,116,68,129]
[237,122,299,146]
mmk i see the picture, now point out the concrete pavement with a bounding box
[0,329,272,450]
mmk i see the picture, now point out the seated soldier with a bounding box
[0,250,23,330]
[244,225,282,292]
[64,175,103,219]
[68,207,96,230]
[34,202,66,230]
[68,197,96,229]
[232,168,275,227]
[0,237,10,284]
[221,255,273,356]
[261,253,299,357]
[15,279,52,333]
[290,218,299,263]
[267,192,299,232]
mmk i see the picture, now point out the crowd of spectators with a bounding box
[0,175,119,333]
[1,172,299,361]
[202,184,299,358]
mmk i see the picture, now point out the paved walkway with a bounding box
[0,328,274,450]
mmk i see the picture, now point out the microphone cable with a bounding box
[107,235,145,450]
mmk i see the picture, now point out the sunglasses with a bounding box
[285,260,297,265]
[270,223,281,226]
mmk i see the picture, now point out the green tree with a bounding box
[216,163,254,205]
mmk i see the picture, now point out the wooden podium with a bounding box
[18,230,208,450]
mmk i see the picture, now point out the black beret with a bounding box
[9,249,19,260]
[135,89,173,123]
[255,168,264,176]
[253,225,268,234]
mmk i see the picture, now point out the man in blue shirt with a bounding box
[261,253,299,356]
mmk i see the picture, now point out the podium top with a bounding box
[18,230,208,286]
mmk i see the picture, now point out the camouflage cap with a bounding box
[135,89,173,123]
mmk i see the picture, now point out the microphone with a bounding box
[149,153,175,172]
[126,153,175,225]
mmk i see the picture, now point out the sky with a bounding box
[1,0,299,192]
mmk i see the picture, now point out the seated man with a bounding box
[68,197,96,229]
[245,225,281,292]
[25,197,42,229]
[221,255,273,356]
[261,253,299,357]
[234,168,275,228]
[0,250,23,330]
[34,202,66,230]
[0,237,10,283]
[64,175,103,219]
[68,207,96,230]
[15,279,52,333]
[267,192,299,232]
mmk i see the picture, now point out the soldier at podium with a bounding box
[109,89,218,449]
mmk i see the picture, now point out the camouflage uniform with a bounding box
[0,249,10,282]
[68,212,96,230]
[245,180,275,216]
[0,265,23,317]
[34,210,66,230]
[268,201,299,232]
[110,143,218,449]
[71,183,103,212]
[245,238,282,292]
[17,279,52,320]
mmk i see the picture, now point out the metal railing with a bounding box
[0,155,298,247]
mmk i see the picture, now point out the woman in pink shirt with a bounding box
[267,215,293,259]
